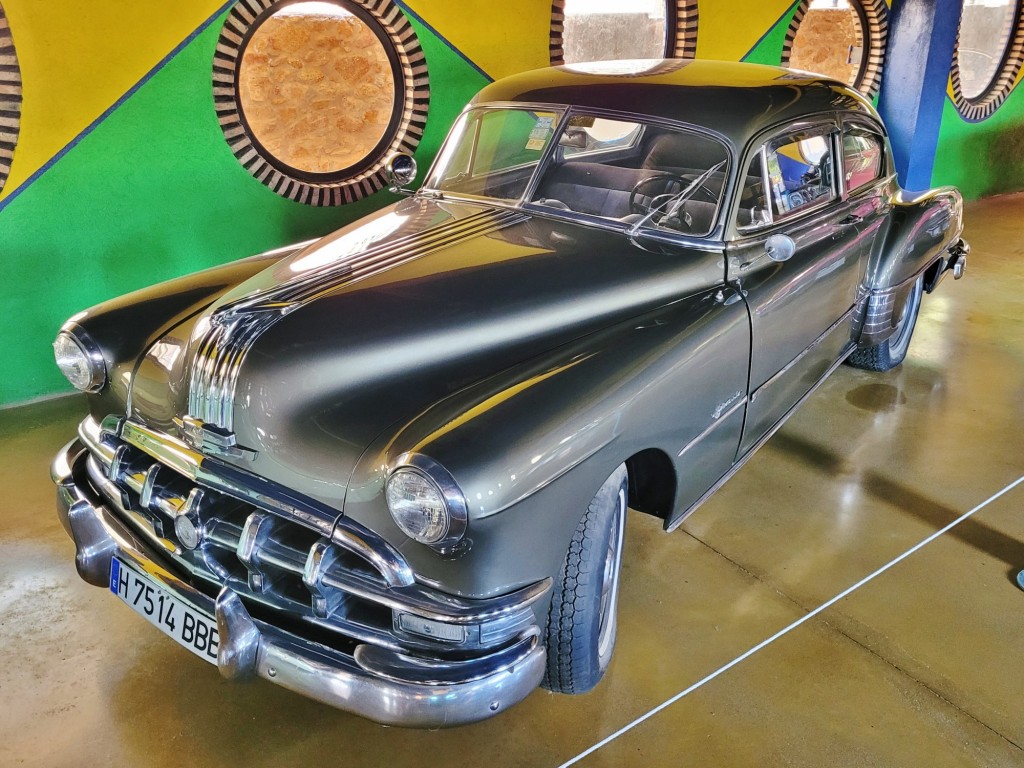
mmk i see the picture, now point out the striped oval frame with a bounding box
[782,0,888,99]
[213,0,429,206]
[0,3,22,195]
[951,1,1024,122]
[550,0,699,66]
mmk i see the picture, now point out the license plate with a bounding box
[110,557,220,664]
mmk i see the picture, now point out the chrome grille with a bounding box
[187,209,527,431]
[79,418,543,657]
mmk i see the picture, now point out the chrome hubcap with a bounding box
[890,277,923,357]
[597,488,626,661]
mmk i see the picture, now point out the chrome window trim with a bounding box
[729,115,843,241]
[838,120,888,198]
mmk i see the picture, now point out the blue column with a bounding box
[876,0,962,191]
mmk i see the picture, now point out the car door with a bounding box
[727,120,869,457]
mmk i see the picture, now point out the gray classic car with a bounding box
[51,59,967,727]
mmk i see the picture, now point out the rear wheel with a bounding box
[543,464,627,694]
[848,276,924,372]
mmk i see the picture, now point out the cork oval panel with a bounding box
[214,0,429,206]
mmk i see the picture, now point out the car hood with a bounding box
[127,197,722,509]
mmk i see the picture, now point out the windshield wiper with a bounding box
[628,159,726,237]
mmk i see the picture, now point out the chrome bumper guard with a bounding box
[53,436,548,727]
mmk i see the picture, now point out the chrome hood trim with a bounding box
[188,207,527,432]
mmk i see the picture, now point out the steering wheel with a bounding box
[629,172,719,220]
[628,173,686,217]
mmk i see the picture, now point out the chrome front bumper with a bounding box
[53,438,547,727]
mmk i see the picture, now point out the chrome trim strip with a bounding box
[188,209,527,432]
[52,458,546,726]
[677,396,748,458]
[751,303,859,403]
[88,417,419,588]
[668,344,855,532]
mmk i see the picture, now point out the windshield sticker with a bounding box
[525,116,555,151]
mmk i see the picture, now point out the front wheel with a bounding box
[847,276,924,372]
[543,464,628,694]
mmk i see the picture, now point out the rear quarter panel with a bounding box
[867,186,964,291]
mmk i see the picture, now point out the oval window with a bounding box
[952,0,1024,121]
[214,0,429,205]
[783,0,888,98]
[551,1,698,65]
[0,2,22,195]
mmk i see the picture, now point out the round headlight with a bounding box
[385,455,468,550]
[53,331,106,392]
[386,469,450,543]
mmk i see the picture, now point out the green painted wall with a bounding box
[1,8,485,405]
[742,2,798,66]
[3,0,1024,407]
[932,83,1024,199]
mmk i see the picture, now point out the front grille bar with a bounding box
[79,416,550,653]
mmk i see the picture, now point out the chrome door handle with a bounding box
[840,214,863,225]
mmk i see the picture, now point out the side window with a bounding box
[765,129,836,218]
[842,126,885,193]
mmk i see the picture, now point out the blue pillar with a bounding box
[876,0,962,191]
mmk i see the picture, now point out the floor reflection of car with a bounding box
[51,59,968,727]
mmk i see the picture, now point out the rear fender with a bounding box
[866,186,964,292]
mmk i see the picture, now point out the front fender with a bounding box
[65,242,313,420]
[343,287,750,597]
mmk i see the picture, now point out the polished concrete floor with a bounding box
[2,193,1023,767]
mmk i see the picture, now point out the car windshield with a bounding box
[424,107,563,201]
[423,108,729,237]
[531,116,729,236]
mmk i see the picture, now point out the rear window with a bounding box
[842,126,885,193]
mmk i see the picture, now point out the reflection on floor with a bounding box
[2,193,1023,767]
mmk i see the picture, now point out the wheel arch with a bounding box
[625,447,677,520]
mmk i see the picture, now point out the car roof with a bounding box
[471,59,881,149]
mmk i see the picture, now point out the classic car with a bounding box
[50,59,967,727]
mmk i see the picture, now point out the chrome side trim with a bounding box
[677,396,748,458]
[751,303,859,403]
[667,344,855,532]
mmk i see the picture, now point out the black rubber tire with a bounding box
[542,464,628,695]
[847,276,924,372]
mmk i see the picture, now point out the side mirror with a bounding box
[765,233,796,263]
[385,152,418,194]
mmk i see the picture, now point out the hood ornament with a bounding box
[176,415,257,460]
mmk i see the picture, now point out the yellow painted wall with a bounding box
[403,0,552,79]
[0,0,225,199]
[696,0,795,61]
